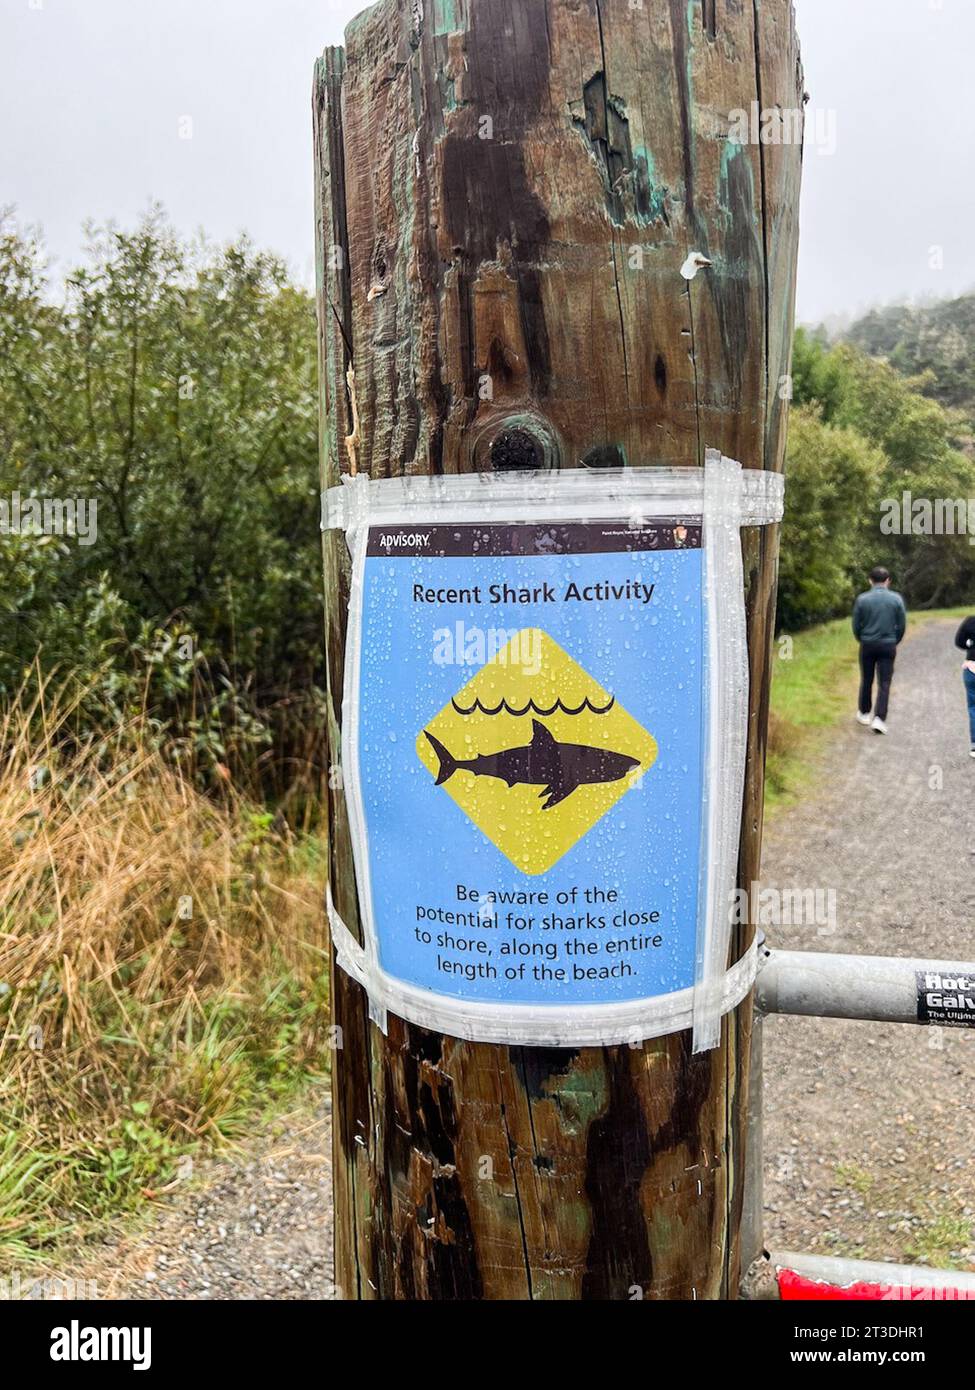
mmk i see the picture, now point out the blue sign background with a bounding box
[356,539,705,1006]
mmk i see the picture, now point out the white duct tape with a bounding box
[327,881,758,1046]
[692,451,751,1053]
[323,458,780,1049]
[323,464,784,533]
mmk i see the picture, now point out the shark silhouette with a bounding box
[423,719,640,810]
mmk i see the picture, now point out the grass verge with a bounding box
[0,679,328,1266]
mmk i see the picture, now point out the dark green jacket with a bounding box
[852,587,907,645]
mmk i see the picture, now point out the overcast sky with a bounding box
[2,0,973,326]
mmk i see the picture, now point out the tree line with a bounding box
[2,211,973,792]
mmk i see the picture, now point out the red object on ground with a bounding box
[778,1268,975,1301]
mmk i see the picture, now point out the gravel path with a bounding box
[58,622,975,1296]
[73,1096,334,1300]
[761,618,975,1269]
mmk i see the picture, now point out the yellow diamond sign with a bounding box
[416,628,658,876]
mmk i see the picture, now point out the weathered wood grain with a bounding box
[314,0,803,1300]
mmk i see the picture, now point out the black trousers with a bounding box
[859,641,897,721]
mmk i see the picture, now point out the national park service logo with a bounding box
[416,628,658,875]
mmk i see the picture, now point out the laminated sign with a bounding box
[324,455,784,1050]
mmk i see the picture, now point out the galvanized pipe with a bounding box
[745,949,975,1302]
[756,948,975,1026]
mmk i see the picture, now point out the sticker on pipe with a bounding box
[353,518,705,1010]
[916,970,975,1027]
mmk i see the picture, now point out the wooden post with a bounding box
[313,0,802,1300]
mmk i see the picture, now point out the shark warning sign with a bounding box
[418,630,658,875]
[352,515,706,1017]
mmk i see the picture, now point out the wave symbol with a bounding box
[450,695,616,718]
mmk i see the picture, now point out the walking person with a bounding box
[852,567,906,735]
[954,614,975,758]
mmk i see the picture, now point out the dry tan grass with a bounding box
[0,677,328,1261]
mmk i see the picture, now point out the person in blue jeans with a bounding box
[852,567,907,735]
[954,615,975,758]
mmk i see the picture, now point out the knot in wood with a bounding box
[490,428,544,472]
